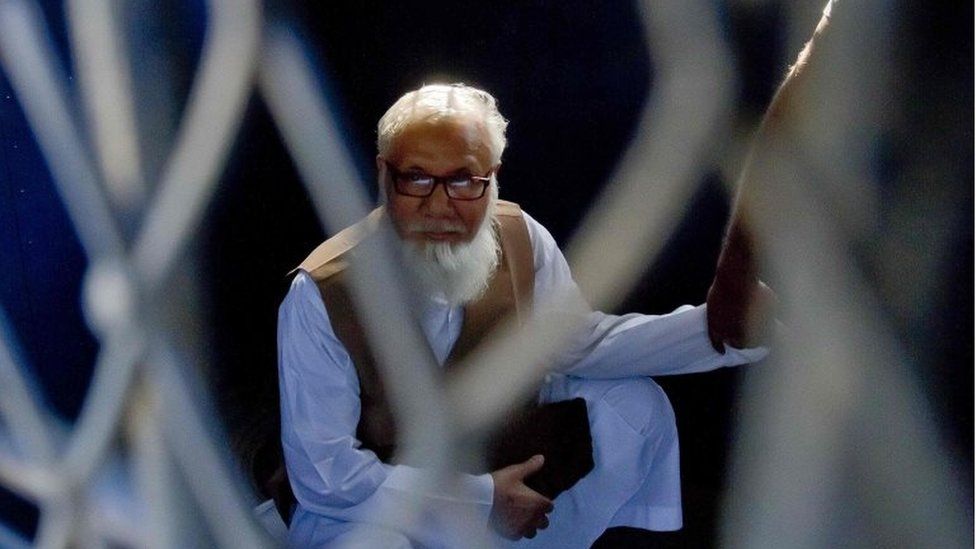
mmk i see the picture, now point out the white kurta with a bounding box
[277,211,766,548]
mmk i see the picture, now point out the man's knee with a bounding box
[545,375,677,438]
[330,525,414,548]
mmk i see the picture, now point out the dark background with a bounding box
[0,1,971,546]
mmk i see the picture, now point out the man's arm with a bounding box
[278,272,548,543]
[522,212,767,378]
[706,2,834,352]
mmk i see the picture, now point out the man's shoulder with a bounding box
[494,200,531,250]
[495,199,523,219]
[291,207,385,282]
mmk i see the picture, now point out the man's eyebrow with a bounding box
[401,164,474,175]
[394,164,431,174]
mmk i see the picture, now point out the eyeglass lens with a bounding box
[394,171,487,200]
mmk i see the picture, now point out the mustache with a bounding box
[405,219,466,234]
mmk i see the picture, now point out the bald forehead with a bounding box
[387,116,493,171]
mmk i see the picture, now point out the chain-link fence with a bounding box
[0,1,971,547]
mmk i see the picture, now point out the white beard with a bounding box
[401,200,501,306]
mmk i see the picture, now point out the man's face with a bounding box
[380,117,494,246]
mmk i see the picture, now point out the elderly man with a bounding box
[277,83,767,547]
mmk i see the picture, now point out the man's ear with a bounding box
[494,163,502,177]
[376,155,388,201]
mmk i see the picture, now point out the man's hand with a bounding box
[489,455,554,540]
[707,221,776,353]
[707,276,776,352]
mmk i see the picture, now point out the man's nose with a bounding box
[421,183,453,215]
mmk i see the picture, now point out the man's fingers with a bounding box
[513,454,545,479]
[528,493,554,514]
[707,277,778,351]
[708,327,726,354]
[707,310,728,353]
[523,511,550,540]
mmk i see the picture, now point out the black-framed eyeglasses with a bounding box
[385,161,492,201]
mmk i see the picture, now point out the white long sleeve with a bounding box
[520,211,766,378]
[277,272,494,547]
[278,209,767,547]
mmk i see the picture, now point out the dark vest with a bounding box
[295,200,535,461]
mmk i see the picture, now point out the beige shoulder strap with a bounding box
[291,206,386,280]
[495,200,535,315]
[448,200,534,365]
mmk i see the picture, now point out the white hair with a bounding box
[377,83,509,165]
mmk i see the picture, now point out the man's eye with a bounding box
[404,174,433,184]
[447,176,472,187]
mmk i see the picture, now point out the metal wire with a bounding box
[0,0,968,547]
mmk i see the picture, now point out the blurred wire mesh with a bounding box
[0,0,971,547]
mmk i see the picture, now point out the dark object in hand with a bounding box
[486,398,594,499]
